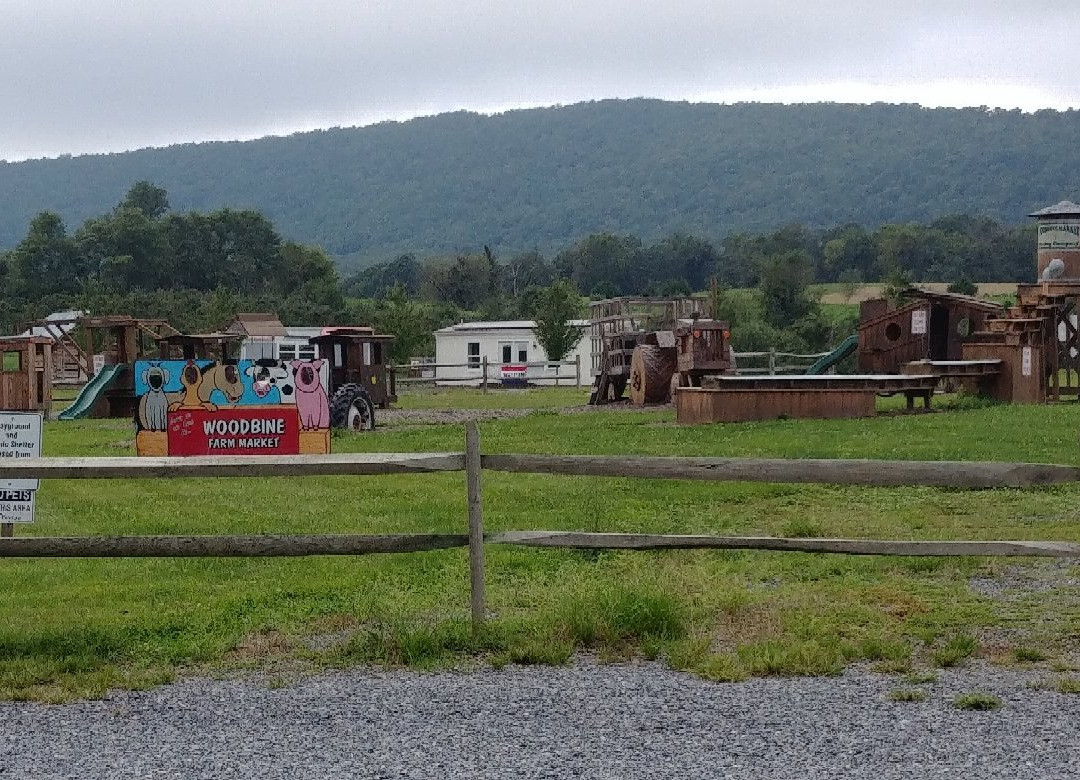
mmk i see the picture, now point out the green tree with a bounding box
[119,181,170,219]
[10,211,82,297]
[946,276,978,296]
[532,279,585,361]
[758,250,816,327]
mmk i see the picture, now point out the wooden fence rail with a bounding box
[3,422,1080,631]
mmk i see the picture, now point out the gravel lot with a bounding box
[2,661,1077,779]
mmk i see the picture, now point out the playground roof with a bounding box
[1029,200,1080,218]
[223,313,287,338]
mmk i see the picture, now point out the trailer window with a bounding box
[467,342,481,368]
[2,351,20,372]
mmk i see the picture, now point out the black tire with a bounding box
[330,383,375,431]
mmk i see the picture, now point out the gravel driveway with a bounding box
[1,661,1076,779]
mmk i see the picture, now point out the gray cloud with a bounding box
[2,1,1078,160]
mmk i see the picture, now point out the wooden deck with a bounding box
[679,374,939,424]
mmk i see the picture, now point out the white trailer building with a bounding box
[433,320,589,386]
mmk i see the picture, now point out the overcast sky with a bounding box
[2,1,1078,162]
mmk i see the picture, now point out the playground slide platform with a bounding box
[677,374,938,424]
[805,333,859,375]
[58,364,126,421]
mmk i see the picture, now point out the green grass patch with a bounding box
[1055,676,1080,694]
[902,669,939,685]
[889,687,928,702]
[4,391,1080,699]
[1012,646,1048,663]
[933,635,979,668]
[953,692,1002,711]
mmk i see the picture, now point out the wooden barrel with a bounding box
[629,345,677,405]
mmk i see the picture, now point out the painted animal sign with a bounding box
[134,359,330,456]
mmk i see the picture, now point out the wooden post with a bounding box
[481,356,488,393]
[768,348,776,375]
[465,420,485,631]
[575,354,581,388]
[1,524,13,538]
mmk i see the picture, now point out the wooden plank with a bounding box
[0,452,466,480]
[490,531,1080,558]
[0,534,469,557]
[465,420,485,629]
[481,454,1080,488]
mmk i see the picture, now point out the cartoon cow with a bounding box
[291,359,329,430]
[244,359,296,405]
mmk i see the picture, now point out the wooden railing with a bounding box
[390,357,582,390]
[733,349,831,375]
[2,422,1079,632]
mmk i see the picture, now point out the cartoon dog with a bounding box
[244,359,295,405]
[197,362,244,412]
[291,359,329,430]
[168,360,207,411]
[138,362,170,431]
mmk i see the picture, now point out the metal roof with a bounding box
[435,319,590,334]
[1029,200,1080,218]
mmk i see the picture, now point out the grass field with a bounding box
[3,389,1080,701]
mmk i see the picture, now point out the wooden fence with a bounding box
[733,349,831,375]
[2,421,1080,631]
[390,357,582,390]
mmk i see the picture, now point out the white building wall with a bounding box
[434,323,589,386]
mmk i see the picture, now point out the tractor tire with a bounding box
[330,383,375,431]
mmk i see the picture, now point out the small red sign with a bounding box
[167,407,301,456]
[500,364,527,380]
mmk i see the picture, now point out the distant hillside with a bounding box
[1,100,1076,270]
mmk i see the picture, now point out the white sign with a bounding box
[0,489,34,524]
[92,353,106,377]
[1022,346,1033,377]
[1038,223,1080,251]
[0,412,42,491]
[911,309,927,335]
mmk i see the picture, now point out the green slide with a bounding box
[58,364,127,421]
[805,334,859,375]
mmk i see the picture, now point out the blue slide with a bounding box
[58,364,126,420]
[805,334,859,375]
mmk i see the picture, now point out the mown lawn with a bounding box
[2,389,1079,700]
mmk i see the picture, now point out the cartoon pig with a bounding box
[291,359,330,430]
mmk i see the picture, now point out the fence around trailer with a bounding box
[390,357,582,390]
[2,421,1079,632]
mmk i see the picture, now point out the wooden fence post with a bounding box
[481,357,489,393]
[575,355,581,388]
[1,524,13,538]
[465,420,486,631]
[768,348,776,375]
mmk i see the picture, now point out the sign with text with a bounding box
[167,407,302,456]
[1022,346,1033,377]
[0,412,42,491]
[134,359,330,456]
[1038,223,1080,251]
[910,309,927,335]
[0,489,34,524]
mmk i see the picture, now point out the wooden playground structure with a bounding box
[0,337,53,416]
[604,199,1080,424]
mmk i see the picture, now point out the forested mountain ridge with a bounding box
[1,100,1076,269]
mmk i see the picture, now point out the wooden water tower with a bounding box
[1030,200,1080,281]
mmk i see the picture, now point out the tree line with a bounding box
[1,182,1038,361]
[0,100,1073,268]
